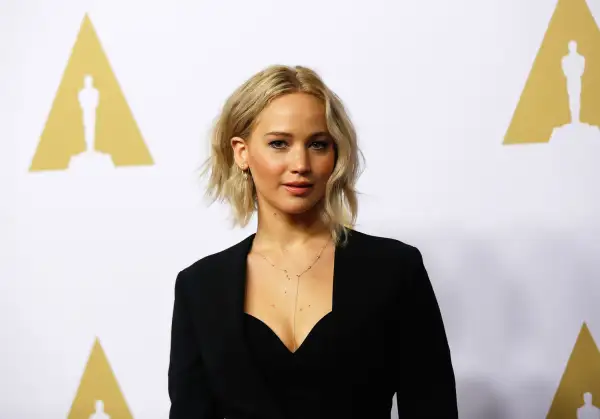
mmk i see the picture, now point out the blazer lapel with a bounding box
[216,233,286,419]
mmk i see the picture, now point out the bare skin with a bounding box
[231,92,336,353]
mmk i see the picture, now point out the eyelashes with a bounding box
[268,140,331,151]
[268,140,287,149]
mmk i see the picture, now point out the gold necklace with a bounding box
[253,237,331,352]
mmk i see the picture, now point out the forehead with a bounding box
[253,93,327,132]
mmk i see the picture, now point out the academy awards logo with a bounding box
[504,0,600,145]
[546,323,600,418]
[29,14,153,172]
[67,338,133,419]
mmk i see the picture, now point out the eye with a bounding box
[268,140,287,149]
[310,140,330,150]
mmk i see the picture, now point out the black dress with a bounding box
[244,312,398,419]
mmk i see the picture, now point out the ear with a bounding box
[230,136,249,170]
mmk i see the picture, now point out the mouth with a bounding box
[283,183,314,196]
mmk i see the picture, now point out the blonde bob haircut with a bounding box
[200,64,364,246]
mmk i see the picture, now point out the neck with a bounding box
[254,202,331,253]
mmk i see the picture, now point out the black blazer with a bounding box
[168,229,458,419]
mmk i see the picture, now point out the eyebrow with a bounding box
[264,131,330,138]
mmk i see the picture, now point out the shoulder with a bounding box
[174,234,253,292]
[346,228,424,264]
[346,229,431,298]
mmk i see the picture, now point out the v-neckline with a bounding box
[242,233,339,355]
[244,310,334,355]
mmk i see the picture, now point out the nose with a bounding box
[289,145,310,173]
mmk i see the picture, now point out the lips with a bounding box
[283,183,314,196]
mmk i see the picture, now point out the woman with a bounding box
[168,65,458,419]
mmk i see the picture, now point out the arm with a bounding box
[397,247,458,418]
[168,272,221,419]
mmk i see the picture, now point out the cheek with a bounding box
[315,154,336,178]
[250,153,286,181]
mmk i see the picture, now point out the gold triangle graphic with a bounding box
[30,13,153,171]
[504,0,600,145]
[67,337,134,419]
[546,323,600,418]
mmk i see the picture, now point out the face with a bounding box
[231,92,336,217]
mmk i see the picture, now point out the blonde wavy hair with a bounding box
[200,64,364,246]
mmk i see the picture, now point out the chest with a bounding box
[241,277,401,393]
[243,250,335,353]
[194,245,408,376]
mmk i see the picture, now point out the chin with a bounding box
[276,199,320,216]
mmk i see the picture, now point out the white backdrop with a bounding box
[2,0,600,418]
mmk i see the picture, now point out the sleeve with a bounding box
[168,271,221,419]
[396,247,459,418]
